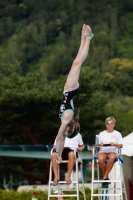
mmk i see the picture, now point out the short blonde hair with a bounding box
[105,116,116,124]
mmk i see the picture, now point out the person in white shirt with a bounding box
[97,116,123,183]
[51,133,84,186]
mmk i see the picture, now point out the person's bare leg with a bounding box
[66,151,75,182]
[76,24,86,59]
[52,152,60,183]
[103,153,117,179]
[66,25,94,91]
[98,153,107,176]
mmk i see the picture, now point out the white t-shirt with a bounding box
[98,130,123,153]
[54,133,84,150]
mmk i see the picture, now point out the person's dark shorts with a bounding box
[53,147,74,160]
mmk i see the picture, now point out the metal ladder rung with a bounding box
[50,181,78,184]
[93,180,121,183]
[49,194,78,197]
[99,188,125,191]
[92,194,123,196]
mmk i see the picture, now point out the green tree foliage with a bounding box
[0,61,59,144]
[105,95,133,137]
[103,58,133,96]
[77,67,108,142]
[0,0,133,77]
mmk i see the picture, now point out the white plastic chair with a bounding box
[48,148,86,200]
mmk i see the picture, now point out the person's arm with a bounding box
[56,123,67,151]
[56,113,73,153]
[78,144,84,152]
[110,143,123,148]
[55,122,67,162]
[77,134,84,151]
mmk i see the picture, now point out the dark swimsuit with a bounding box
[59,87,79,119]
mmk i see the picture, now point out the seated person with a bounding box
[51,132,84,186]
[97,116,123,183]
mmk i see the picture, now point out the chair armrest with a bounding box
[92,146,100,159]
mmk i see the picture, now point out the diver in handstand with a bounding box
[55,24,94,164]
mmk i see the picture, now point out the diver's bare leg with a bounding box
[66,25,94,91]
[76,24,86,59]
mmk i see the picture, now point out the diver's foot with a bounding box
[81,24,87,38]
[86,25,94,40]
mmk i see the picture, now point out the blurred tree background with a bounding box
[0,0,133,186]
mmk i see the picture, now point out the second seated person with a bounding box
[97,116,123,183]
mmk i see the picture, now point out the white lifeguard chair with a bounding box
[48,148,86,200]
[91,145,128,200]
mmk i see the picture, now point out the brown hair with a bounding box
[66,110,80,138]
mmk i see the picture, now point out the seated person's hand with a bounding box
[100,142,117,146]
[54,153,62,164]
[110,142,116,146]
[99,142,103,146]
[78,147,83,152]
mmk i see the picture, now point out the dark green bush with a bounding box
[0,189,47,200]
[0,187,98,200]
